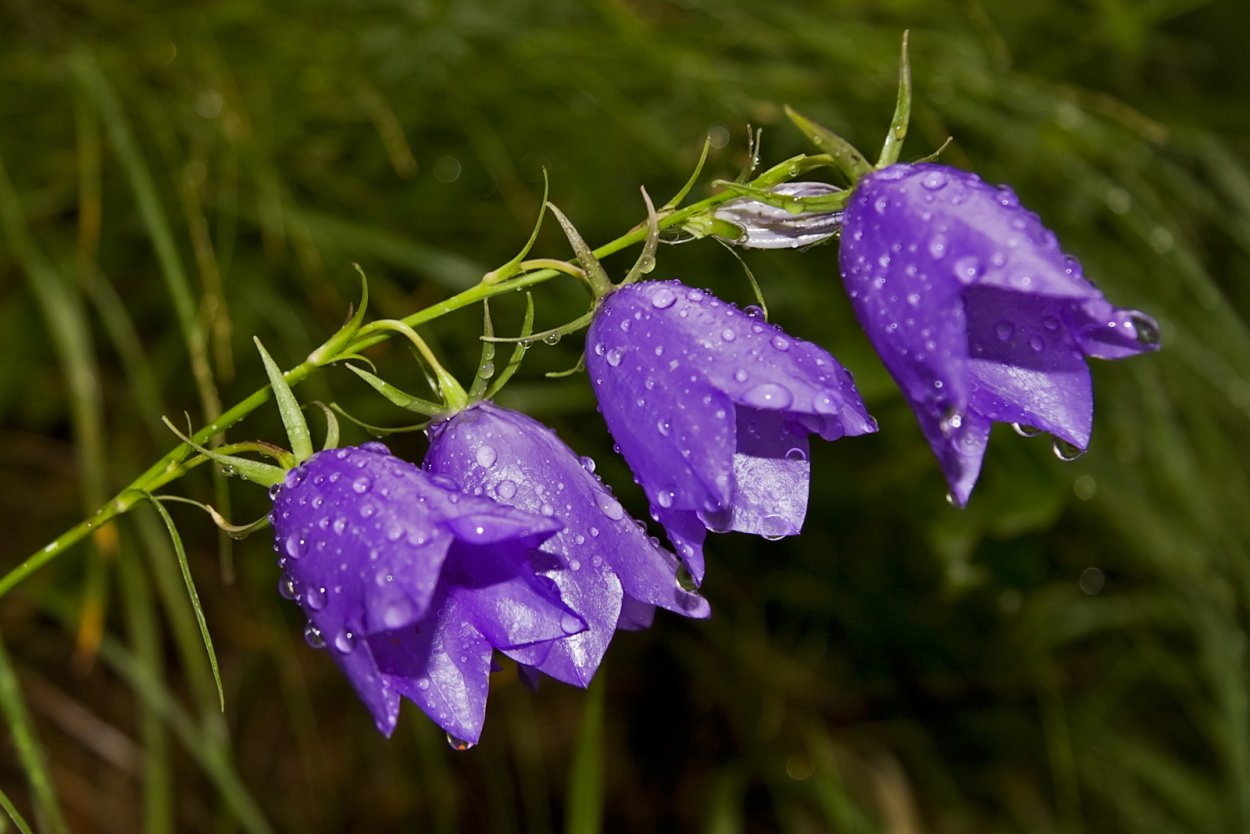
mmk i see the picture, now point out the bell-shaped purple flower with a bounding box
[270,443,581,745]
[424,402,710,688]
[585,279,876,585]
[839,162,1160,505]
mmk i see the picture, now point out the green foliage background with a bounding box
[2,0,1249,831]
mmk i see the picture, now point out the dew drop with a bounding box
[720,328,736,342]
[479,360,496,379]
[416,677,431,691]
[657,489,675,508]
[994,321,1015,342]
[333,630,357,654]
[383,598,413,628]
[305,586,327,611]
[784,447,807,462]
[283,533,307,560]
[743,305,765,320]
[734,369,748,383]
[771,335,790,352]
[496,479,518,500]
[759,514,791,541]
[303,623,325,649]
[656,417,672,437]
[1053,439,1086,461]
[1130,312,1160,346]
[1028,334,1045,352]
[1012,423,1043,438]
[1042,316,1061,332]
[578,456,596,474]
[475,444,498,468]
[606,349,623,367]
[268,483,281,499]
[597,494,625,521]
[278,574,298,600]
[927,234,948,259]
[921,169,948,190]
[542,332,562,346]
[743,383,793,409]
[650,287,677,309]
[560,613,582,634]
[447,734,475,751]
[953,256,981,282]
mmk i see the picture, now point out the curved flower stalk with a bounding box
[838,163,1160,504]
[424,401,710,688]
[585,279,876,585]
[271,442,582,744]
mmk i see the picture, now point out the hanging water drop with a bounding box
[1012,423,1044,438]
[1052,439,1086,461]
[304,623,325,649]
[447,733,475,751]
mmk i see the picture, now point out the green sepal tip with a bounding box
[308,266,370,366]
[255,337,314,463]
[784,106,873,184]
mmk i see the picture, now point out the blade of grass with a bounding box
[565,672,606,834]
[139,494,225,712]
[0,633,70,834]
[0,787,36,834]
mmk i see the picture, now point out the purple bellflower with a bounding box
[270,442,583,745]
[585,279,876,586]
[425,401,711,688]
[838,162,1160,505]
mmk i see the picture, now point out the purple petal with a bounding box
[370,591,493,744]
[722,409,810,539]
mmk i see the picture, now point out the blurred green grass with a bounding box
[2,0,1249,831]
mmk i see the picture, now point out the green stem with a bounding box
[2,150,827,598]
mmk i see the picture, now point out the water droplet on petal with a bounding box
[734,369,748,383]
[651,287,677,309]
[304,623,325,649]
[597,494,625,521]
[928,234,948,259]
[720,328,736,342]
[953,256,981,283]
[921,169,948,190]
[560,613,582,634]
[1012,423,1043,438]
[278,575,297,600]
[1053,439,1086,461]
[284,533,307,560]
[1130,311,1160,346]
[447,734,475,751]
[496,479,518,500]
[771,336,790,352]
[657,489,675,508]
[743,305,765,320]
[994,321,1015,342]
[579,456,596,474]
[759,514,791,541]
[606,349,623,367]
[416,677,431,691]
[784,447,807,461]
[1028,334,1045,352]
[305,586,327,611]
[475,444,498,468]
[743,383,793,409]
[656,418,671,437]
[334,630,357,654]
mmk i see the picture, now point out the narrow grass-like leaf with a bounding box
[140,493,225,712]
[547,203,614,297]
[308,266,370,366]
[876,31,911,168]
[346,364,445,415]
[254,338,313,463]
[117,522,174,834]
[330,403,431,435]
[0,633,69,834]
[661,137,711,211]
[621,188,659,285]
[485,293,535,399]
[0,788,35,834]
[468,302,498,399]
[485,172,550,284]
[565,673,606,834]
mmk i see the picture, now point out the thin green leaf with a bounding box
[346,364,445,416]
[484,171,550,284]
[661,137,711,211]
[139,493,225,712]
[160,417,285,487]
[468,301,498,400]
[876,30,911,168]
[0,787,35,834]
[254,338,313,463]
[565,672,606,834]
[714,239,768,321]
[330,403,430,435]
[308,265,370,366]
[305,401,340,451]
[547,203,614,297]
[485,293,535,399]
[784,106,872,183]
[622,188,659,285]
[0,633,70,834]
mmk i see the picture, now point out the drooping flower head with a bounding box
[270,442,582,745]
[425,402,711,687]
[838,162,1160,505]
[585,279,876,585]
